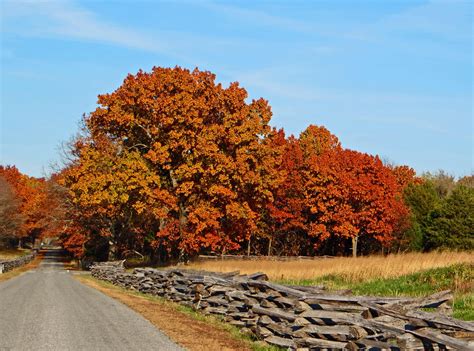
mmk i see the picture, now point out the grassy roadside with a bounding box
[277,263,474,321]
[0,248,31,260]
[0,252,42,283]
[75,275,280,351]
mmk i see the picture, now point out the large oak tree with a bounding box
[64,67,281,260]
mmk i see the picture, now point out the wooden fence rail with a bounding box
[91,262,474,350]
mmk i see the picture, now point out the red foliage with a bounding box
[0,166,46,241]
[264,130,308,255]
[22,67,417,259]
[304,148,409,255]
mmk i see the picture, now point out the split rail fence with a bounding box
[91,262,474,350]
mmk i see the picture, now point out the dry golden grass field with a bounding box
[185,251,474,320]
[0,248,30,261]
[185,251,474,282]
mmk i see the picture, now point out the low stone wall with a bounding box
[0,252,36,274]
[91,262,474,350]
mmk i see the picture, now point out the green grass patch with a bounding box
[453,294,474,321]
[277,263,473,321]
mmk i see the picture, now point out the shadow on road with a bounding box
[38,249,69,270]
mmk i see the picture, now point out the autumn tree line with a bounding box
[0,167,65,249]
[1,67,472,262]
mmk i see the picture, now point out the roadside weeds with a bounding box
[75,275,279,351]
[0,248,32,260]
[0,252,43,283]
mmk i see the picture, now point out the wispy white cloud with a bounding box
[1,0,282,69]
[3,0,470,132]
[1,1,332,101]
[2,1,329,104]
[203,0,471,41]
[203,0,470,62]
[1,0,187,59]
[200,1,315,33]
[346,0,472,45]
[382,0,472,42]
[0,48,15,60]
[220,66,325,101]
[230,65,471,137]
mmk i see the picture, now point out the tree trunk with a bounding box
[108,223,117,261]
[170,169,188,257]
[178,247,186,263]
[247,235,251,256]
[267,237,272,256]
[108,240,117,261]
[178,202,187,226]
[352,236,358,258]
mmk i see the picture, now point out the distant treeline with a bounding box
[1,67,472,261]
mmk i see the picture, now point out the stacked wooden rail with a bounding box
[197,254,335,261]
[0,252,36,273]
[90,262,474,350]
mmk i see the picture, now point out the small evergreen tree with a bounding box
[425,185,474,250]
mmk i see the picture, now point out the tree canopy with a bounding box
[1,66,471,259]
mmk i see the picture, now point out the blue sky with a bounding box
[1,0,472,178]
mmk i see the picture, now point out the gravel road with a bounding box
[0,249,183,351]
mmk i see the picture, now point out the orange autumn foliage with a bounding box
[304,148,409,255]
[0,166,46,242]
[262,125,411,256]
[59,138,170,258]
[62,67,281,259]
[264,129,308,255]
[54,66,414,260]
